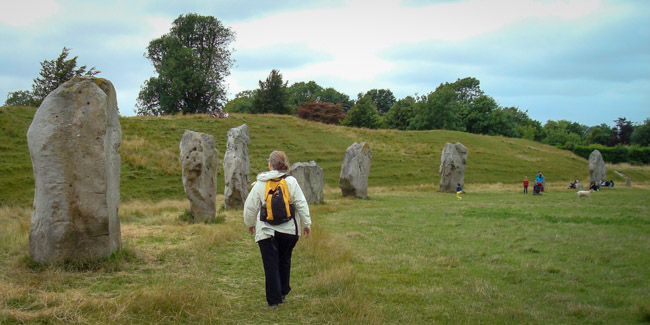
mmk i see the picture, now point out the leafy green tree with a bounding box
[32,47,100,105]
[631,118,650,147]
[318,87,354,111]
[384,96,415,130]
[461,95,497,134]
[586,124,611,145]
[408,85,460,131]
[224,90,255,113]
[360,89,396,115]
[541,120,587,148]
[251,69,291,114]
[341,96,380,128]
[506,108,543,141]
[4,90,38,107]
[137,14,234,115]
[449,77,483,101]
[485,107,521,137]
[287,81,324,108]
[4,47,99,107]
[408,77,487,131]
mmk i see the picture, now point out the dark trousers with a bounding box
[258,231,299,305]
[524,185,528,193]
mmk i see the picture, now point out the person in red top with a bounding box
[523,176,529,194]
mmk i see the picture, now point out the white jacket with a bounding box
[243,170,312,242]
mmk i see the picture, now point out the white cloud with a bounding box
[0,0,60,27]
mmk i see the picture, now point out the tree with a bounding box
[4,47,99,107]
[296,101,346,124]
[449,77,483,101]
[541,120,587,148]
[137,14,234,115]
[613,117,634,145]
[251,69,291,114]
[631,118,650,147]
[341,96,380,128]
[461,95,497,134]
[287,81,324,108]
[360,89,396,115]
[384,96,415,130]
[224,90,255,113]
[408,85,461,131]
[586,124,611,145]
[4,90,38,107]
[319,87,354,111]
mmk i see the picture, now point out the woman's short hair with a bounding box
[268,151,289,172]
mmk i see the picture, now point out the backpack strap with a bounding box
[282,175,299,236]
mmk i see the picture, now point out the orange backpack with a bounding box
[260,175,296,226]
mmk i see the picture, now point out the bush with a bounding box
[571,145,650,165]
[296,101,346,124]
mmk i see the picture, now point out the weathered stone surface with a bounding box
[339,142,372,199]
[439,142,467,193]
[289,161,324,204]
[27,77,121,264]
[223,124,250,209]
[589,150,607,184]
[180,130,217,221]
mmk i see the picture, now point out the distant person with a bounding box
[243,151,312,308]
[523,176,529,194]
[590,182,599,191]
[535,171,545,192]
[456,183,463,200]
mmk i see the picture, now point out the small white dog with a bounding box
[576,190,592,198]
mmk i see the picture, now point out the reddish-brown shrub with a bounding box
[296,101,347,125]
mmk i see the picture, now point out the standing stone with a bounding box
[223,124,250,209]
[27,77,121,264]
[339,142,372,199]
[589,150,607,184]
[180,130,217,222]
[289,161,324,204]
[439,142,467,193]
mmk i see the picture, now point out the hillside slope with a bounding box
[1,106,647,205]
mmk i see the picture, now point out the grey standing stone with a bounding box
[439,142,467,192]
[180,130,217,222]
[27,77,122,264]
[589,150,607,184]
[223,124,250,209]
[289,161,324,204]
[339,142,372,199]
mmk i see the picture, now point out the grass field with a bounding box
[1,105,649,323]
[1,184,649,323]
[2,105,649,206]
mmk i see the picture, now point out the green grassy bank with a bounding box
[2,105,648,206]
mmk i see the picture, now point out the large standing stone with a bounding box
[180,130,217,222]
[27,77,121,264]
[339,142,372,199]
[439,142,467,193]
[223,124,250,209]
[589,150,607,184]
[289,161,324,204]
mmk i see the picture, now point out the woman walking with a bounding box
[244,151,312,308]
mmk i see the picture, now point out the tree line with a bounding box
[229,70,649,157]
[4,13,648,163]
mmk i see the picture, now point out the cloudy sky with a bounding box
[1,0,648,126]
